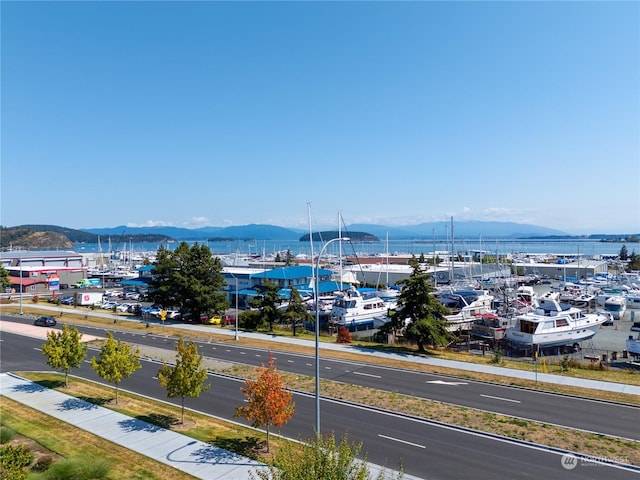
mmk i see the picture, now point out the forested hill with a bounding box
[0,225,173,250]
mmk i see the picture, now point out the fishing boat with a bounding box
[470,312,517,342]
[505,291,609,349]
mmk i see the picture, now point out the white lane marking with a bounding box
[378,434,426,449]
[240,352,246,355]
[306,363,313,367]
[481,394,521,403]
[324,366,331,370]
[426,380,468,386]
[287,360,294,363]
[353,371,382,379]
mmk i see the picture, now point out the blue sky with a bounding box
[2,1,638,235]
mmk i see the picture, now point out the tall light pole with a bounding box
[234,274,239,341]
[314,236,348,435]
[19,255,23,315]
[228,271,240,341]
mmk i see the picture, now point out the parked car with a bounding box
[60,295,75,305]
[201,315,224,325]
[127,304,142,315]
[34,316,57,327]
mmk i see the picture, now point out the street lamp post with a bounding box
[314,236,348,435]
[228,272,240,341]
[19,255,23,315]
[234,275,239,341]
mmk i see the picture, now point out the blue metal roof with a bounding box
[241,281,344,299]
[254,265,333,280]
[120,279,149,286]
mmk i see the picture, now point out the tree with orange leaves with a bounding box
[235,353,294,452]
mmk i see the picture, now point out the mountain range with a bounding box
[84,221,570,241]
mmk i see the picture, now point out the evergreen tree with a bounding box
[150,242,229,322]
[91,332,141,404]
[157,335,210,424]
[235,354,294,453]
[388,257,453,352]
[284,286,312,336]
[250,281,282,331]
[41,324,88,387]
[627,251,640,271]
[620,244,629,261]
[284,249,295,266]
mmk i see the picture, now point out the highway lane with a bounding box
[1,331,637,479]
[4,316,640,441]
[67,318,640,441]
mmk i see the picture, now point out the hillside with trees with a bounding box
[0,225,173,250]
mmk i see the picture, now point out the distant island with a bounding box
[2,222,638,251]
[299,231,379,242]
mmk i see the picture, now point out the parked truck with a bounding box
[76,292,104,306]
[74,278,102,289]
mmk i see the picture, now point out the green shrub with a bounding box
[0,426,16,444]
[490,346,503,364]
[45,453,111,480]
[0,444,34,480]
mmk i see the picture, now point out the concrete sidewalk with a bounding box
[0,372,268,480]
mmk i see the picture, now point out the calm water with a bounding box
[76,238,632,258]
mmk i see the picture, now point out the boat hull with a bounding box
[506,328,597,348]
[627,338,640,357]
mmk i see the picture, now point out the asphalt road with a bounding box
[19,315,639,441]
[1,330,638,479]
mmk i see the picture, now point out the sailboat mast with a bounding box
[307,202,315,293]
[338,211,343,291]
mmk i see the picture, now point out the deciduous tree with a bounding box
[235,354,294,452]
[0,265,10,291]
[157,335,210,424]
[91,332,141,404]
[41,324,88,387]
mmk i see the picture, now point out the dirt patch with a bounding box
[5,434,63,469]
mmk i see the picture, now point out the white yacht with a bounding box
[437,290,495,333]
[331,288,390,329]
[604,295,627,320]
[505,292,609,348]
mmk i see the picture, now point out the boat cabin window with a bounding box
[555,318,569,328]
[539,321,555,331]
[520,320,536,334]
